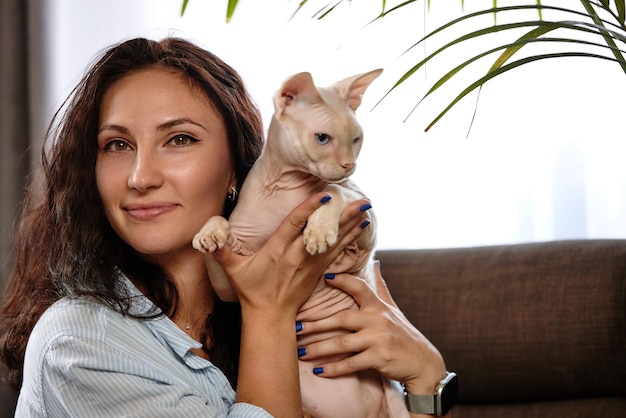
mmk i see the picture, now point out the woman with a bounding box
[0,37,448,417]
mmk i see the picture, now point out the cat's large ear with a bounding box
[333,68,383,112]
[274,72,322,115]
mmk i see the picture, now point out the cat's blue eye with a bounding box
[315,133,330,145]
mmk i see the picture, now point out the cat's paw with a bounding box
[192,216,233,254]
[303,220,338,255]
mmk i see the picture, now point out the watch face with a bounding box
[439,373,458,415]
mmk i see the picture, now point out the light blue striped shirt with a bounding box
[15,275,273,417]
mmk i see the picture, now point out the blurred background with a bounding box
[2,0,626,285]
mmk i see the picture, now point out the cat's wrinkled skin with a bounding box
[193,69,408,418]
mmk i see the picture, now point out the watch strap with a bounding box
[403,371,457,416]
[404,391,435,414]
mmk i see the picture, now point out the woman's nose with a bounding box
[127,148,164,192]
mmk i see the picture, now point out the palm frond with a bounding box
[616,0,626,25]
[424,52,626,131]
[226,0,239,22]
[383,16,606,101]
[582,0,626,71]
[416,36,625,107]
[392,1,626,130]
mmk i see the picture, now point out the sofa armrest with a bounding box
[375,239,626,404]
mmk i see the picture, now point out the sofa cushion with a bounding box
[376,240,626,404]
[454,397,626,418]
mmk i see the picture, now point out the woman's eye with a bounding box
[315,133,330,145]
[169,134,198,146]
[103,140,130,152]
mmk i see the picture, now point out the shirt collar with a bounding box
[117,271,205,362]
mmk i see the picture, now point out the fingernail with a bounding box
[359,203,372,212]
[298,347,307,357]
[296,321,303,333]
[320,195,332,204]
[360,220,371,229]
[324,273,335,280]
[313,367,324,375]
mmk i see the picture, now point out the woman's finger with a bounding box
[296,273,380,339]
[297,305,355,338]
[337,199,371,225]
[308,350,374,379]
[272,192,333,244]
[298,315,393,378]
[323,271,379,309]
[209,235,240,269]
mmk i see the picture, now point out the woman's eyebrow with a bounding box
[157,118,208,132]
[98,118,209,134]
[98,124,129,134]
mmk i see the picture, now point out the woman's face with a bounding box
[96,68,234,262]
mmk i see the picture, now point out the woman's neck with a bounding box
[149,249,216,342]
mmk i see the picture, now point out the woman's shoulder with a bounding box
[23,296,158,382]
[27,293,168,362]
[24,298,106,360]
[35,296,113,338]
[19,297,129,409]
[27,295,147,360]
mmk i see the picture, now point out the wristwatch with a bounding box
[404,371,458,416]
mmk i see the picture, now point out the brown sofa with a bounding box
[377,239,626,418]
[1,239,625,416]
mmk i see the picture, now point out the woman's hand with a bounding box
[209,192,372,318]
[296,262,447,395]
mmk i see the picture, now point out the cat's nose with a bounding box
[342,162,355,172]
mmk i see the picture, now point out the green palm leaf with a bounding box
[423,52,625,131]
[383,17,606,101]
[226,0,239,22]
[581,0,626,71]
[414,36,625,108]
[390,1,626,129]
[617,0,626,24]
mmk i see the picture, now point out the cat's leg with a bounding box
[192,215,241,302]
[192,215,233,253]
[303,185,346,255]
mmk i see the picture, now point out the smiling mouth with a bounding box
[124,203,177,220]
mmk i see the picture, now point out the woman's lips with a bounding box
[124,203,177,220]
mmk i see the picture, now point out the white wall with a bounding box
[41,0,626,249]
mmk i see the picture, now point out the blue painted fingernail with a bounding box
[298,347,307,357]
[359,203,372,212]
[313,367,324,375]
[296,321,303,333]
[324,273,335,280]
[320,195,332,204]
[360,220,371,229]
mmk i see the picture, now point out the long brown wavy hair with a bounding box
[0,37,264,388]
